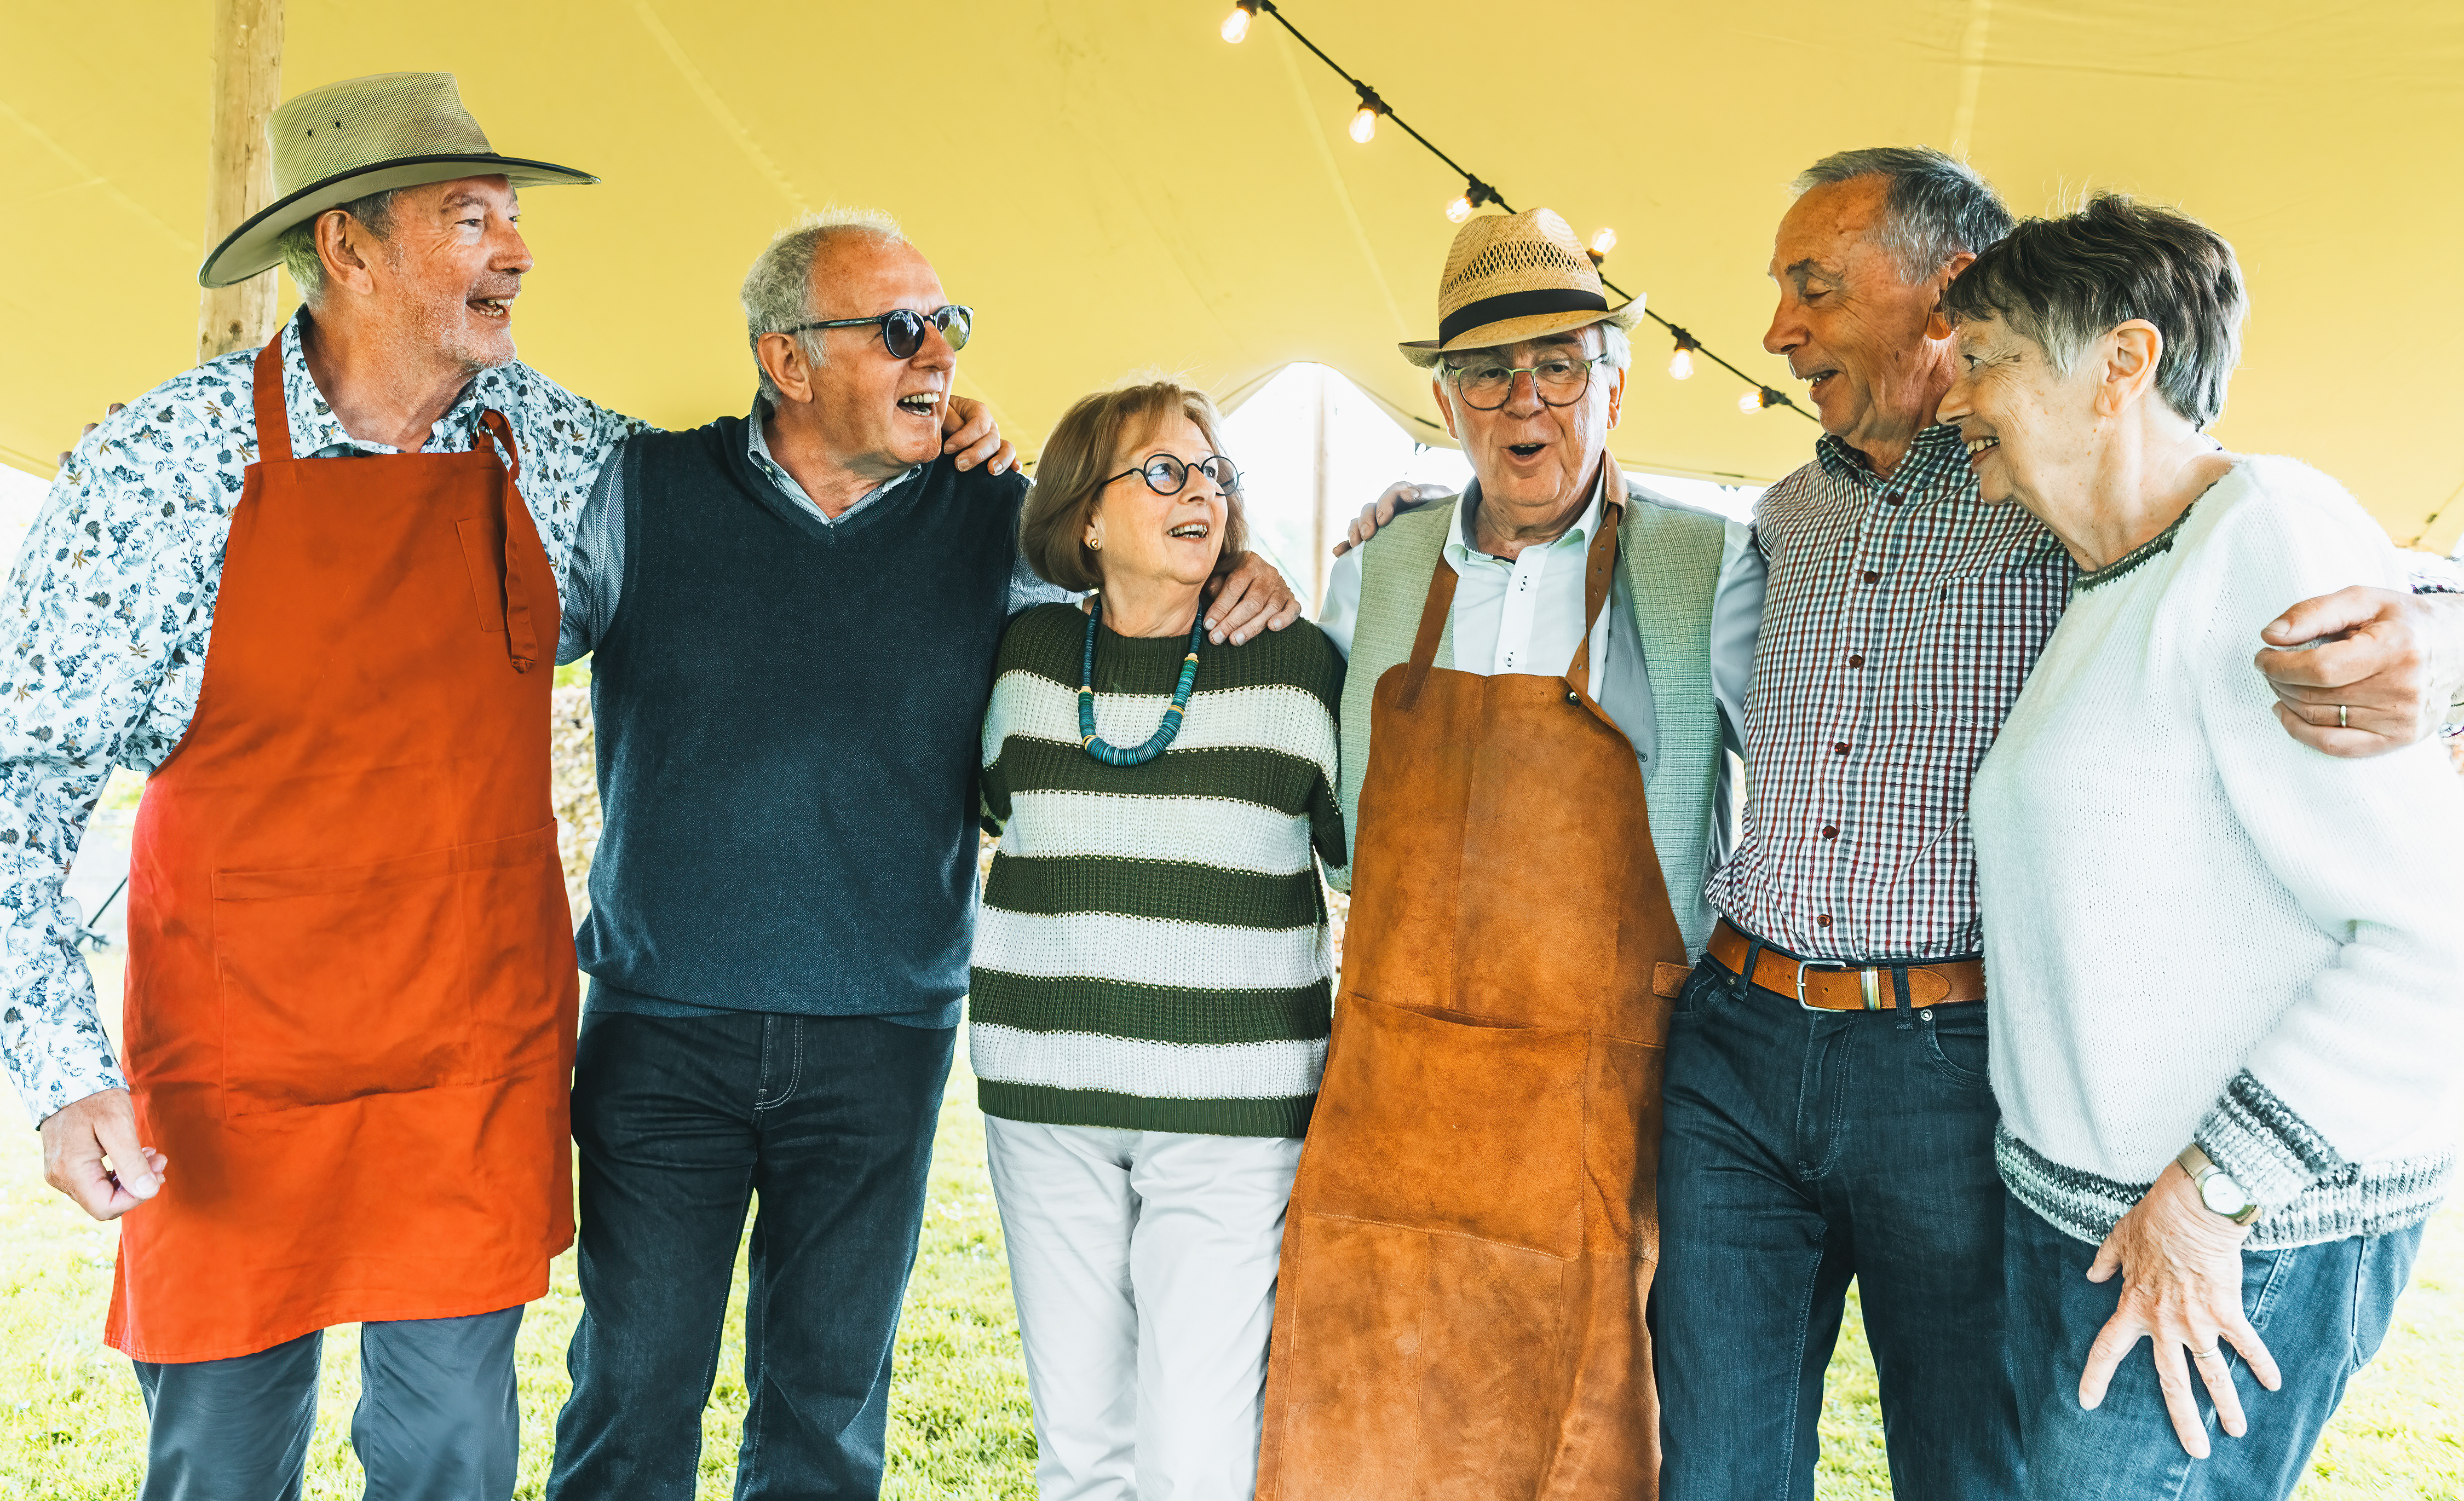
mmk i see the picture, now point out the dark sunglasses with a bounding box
[780,304,974,359]
[1106,453,1242,497]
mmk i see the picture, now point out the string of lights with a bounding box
[1222,0,1812,420]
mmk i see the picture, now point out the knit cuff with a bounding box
[2195,1069,2345,1215]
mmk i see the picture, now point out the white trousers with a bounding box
[984,1117,1304,1501]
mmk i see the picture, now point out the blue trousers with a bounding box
[2006,1193,2423,1499]
[131,1307,523,1501]
[1653,951,2021,1499]
[546,1009,953,1501]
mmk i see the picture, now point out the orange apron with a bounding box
[1258,482,1685,1499]
[107,339,578,1364]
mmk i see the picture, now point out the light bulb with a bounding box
[1446,194,1474,223]
[1220,4,1251,42]
[1739,389,1765,414]
[1669,348,1694,380]
[1349,105,1379,143]
[1591,227,1617,256]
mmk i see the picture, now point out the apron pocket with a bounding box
[1303,993,1587,1259]
[211,826,565,1116]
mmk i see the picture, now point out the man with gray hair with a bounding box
[542,211,1299,1498]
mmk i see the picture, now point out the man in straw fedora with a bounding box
[1254,206,1741,1499]
[0,70,1010,1496]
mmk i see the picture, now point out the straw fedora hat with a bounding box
[1399,207,1640,367]
[199,72,598,288]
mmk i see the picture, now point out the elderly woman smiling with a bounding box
[1944,194,2464,1498]
[969,381,1345,1500]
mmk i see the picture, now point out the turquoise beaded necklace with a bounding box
[1079,597,1203,767]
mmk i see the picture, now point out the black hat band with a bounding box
[1436,287,1609,346]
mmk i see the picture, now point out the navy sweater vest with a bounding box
[576,415,1026,1020]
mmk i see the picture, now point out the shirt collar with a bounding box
[747,395,921,517]
[1811,419,1972,491]
[277,307,492,458]
[1446,461,1612,567]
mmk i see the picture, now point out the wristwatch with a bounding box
[2177,1143,2261,1226]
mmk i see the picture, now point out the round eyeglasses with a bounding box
[780,304,974,360]
[1443,352,1610,411]
[1105,453,1242,497]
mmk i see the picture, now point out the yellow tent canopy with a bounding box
[7,1,2460,551]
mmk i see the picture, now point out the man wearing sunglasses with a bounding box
[543,209,1299,1499]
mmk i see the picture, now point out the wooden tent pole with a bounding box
[198,0,284,362]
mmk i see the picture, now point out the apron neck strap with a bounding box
[1401,457,1626,709]
[250,336,291,464]
[1565,457,1626,701]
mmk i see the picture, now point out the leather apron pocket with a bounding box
[1304,993,1587,1257]
[212,824,565,1115]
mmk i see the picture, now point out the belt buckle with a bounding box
[1793,960,1851,1011]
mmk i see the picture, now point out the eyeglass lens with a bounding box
[1139,455,1241,495]
[881,307,973,358]
[1448,355,1596,409]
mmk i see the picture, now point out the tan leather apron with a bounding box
[1258,483,1686,1500]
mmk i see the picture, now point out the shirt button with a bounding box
[1816,914,1834,927]
[1847,654,1864,668]
[1832,741,1850,755]
[1861,570,1880,584]
[1885,493,1905,506]
[1821,825,1838,839]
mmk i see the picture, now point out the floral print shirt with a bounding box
[0,308,643,1122]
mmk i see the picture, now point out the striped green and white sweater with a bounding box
[970,602,1347,1138]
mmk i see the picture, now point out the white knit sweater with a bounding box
[1972,455,2464,1250]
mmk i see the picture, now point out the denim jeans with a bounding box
[1653,951,2019,1500]
[2006,1192,2423,1500]
[133,1307,523,1501]
[546,1009,954,1501]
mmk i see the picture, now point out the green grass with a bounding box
[3,1021,2460,1498]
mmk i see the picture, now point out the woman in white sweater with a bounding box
[1940,194,2464,1498]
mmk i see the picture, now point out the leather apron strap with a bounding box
[251,338,290,462]
[1399,467,1626,709]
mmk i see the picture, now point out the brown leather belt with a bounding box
[1707,920,1985,1012]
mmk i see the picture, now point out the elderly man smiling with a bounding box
[1253,207,1734,1500]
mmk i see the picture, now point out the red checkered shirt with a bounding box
[1707,421,2071,961]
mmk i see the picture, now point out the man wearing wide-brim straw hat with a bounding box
[0,71,986,1497]
[1254,206,1744,1498]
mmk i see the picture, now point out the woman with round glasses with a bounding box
[971,379,1345,1499]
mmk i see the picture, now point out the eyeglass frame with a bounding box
[1103,452,1243,497]
[775,304,975,359]
[1440,350,1615,411]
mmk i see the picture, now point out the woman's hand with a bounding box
[2079,1164,2282,1457]
[939,394,1016,475]
[1329,482,1450,558]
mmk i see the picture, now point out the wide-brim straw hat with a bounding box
[199,72,598,288]
[1400,207,1640,367]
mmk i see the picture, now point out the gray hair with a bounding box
[1943,193,2246,430]
[273,189,402,307]
[1792,147,2013,284]
[740,207,908,405]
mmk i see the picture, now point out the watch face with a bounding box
[2201,1171,2250,1217]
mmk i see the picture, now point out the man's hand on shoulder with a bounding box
[39,1087,166,1222]
[2256,587,2464,756]
[1330,482,1450,558]
[940,395,1015,476]
[1202,553,1302,645]
[57,403,127,466]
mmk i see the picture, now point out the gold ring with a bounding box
[2338,703,2350,729]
